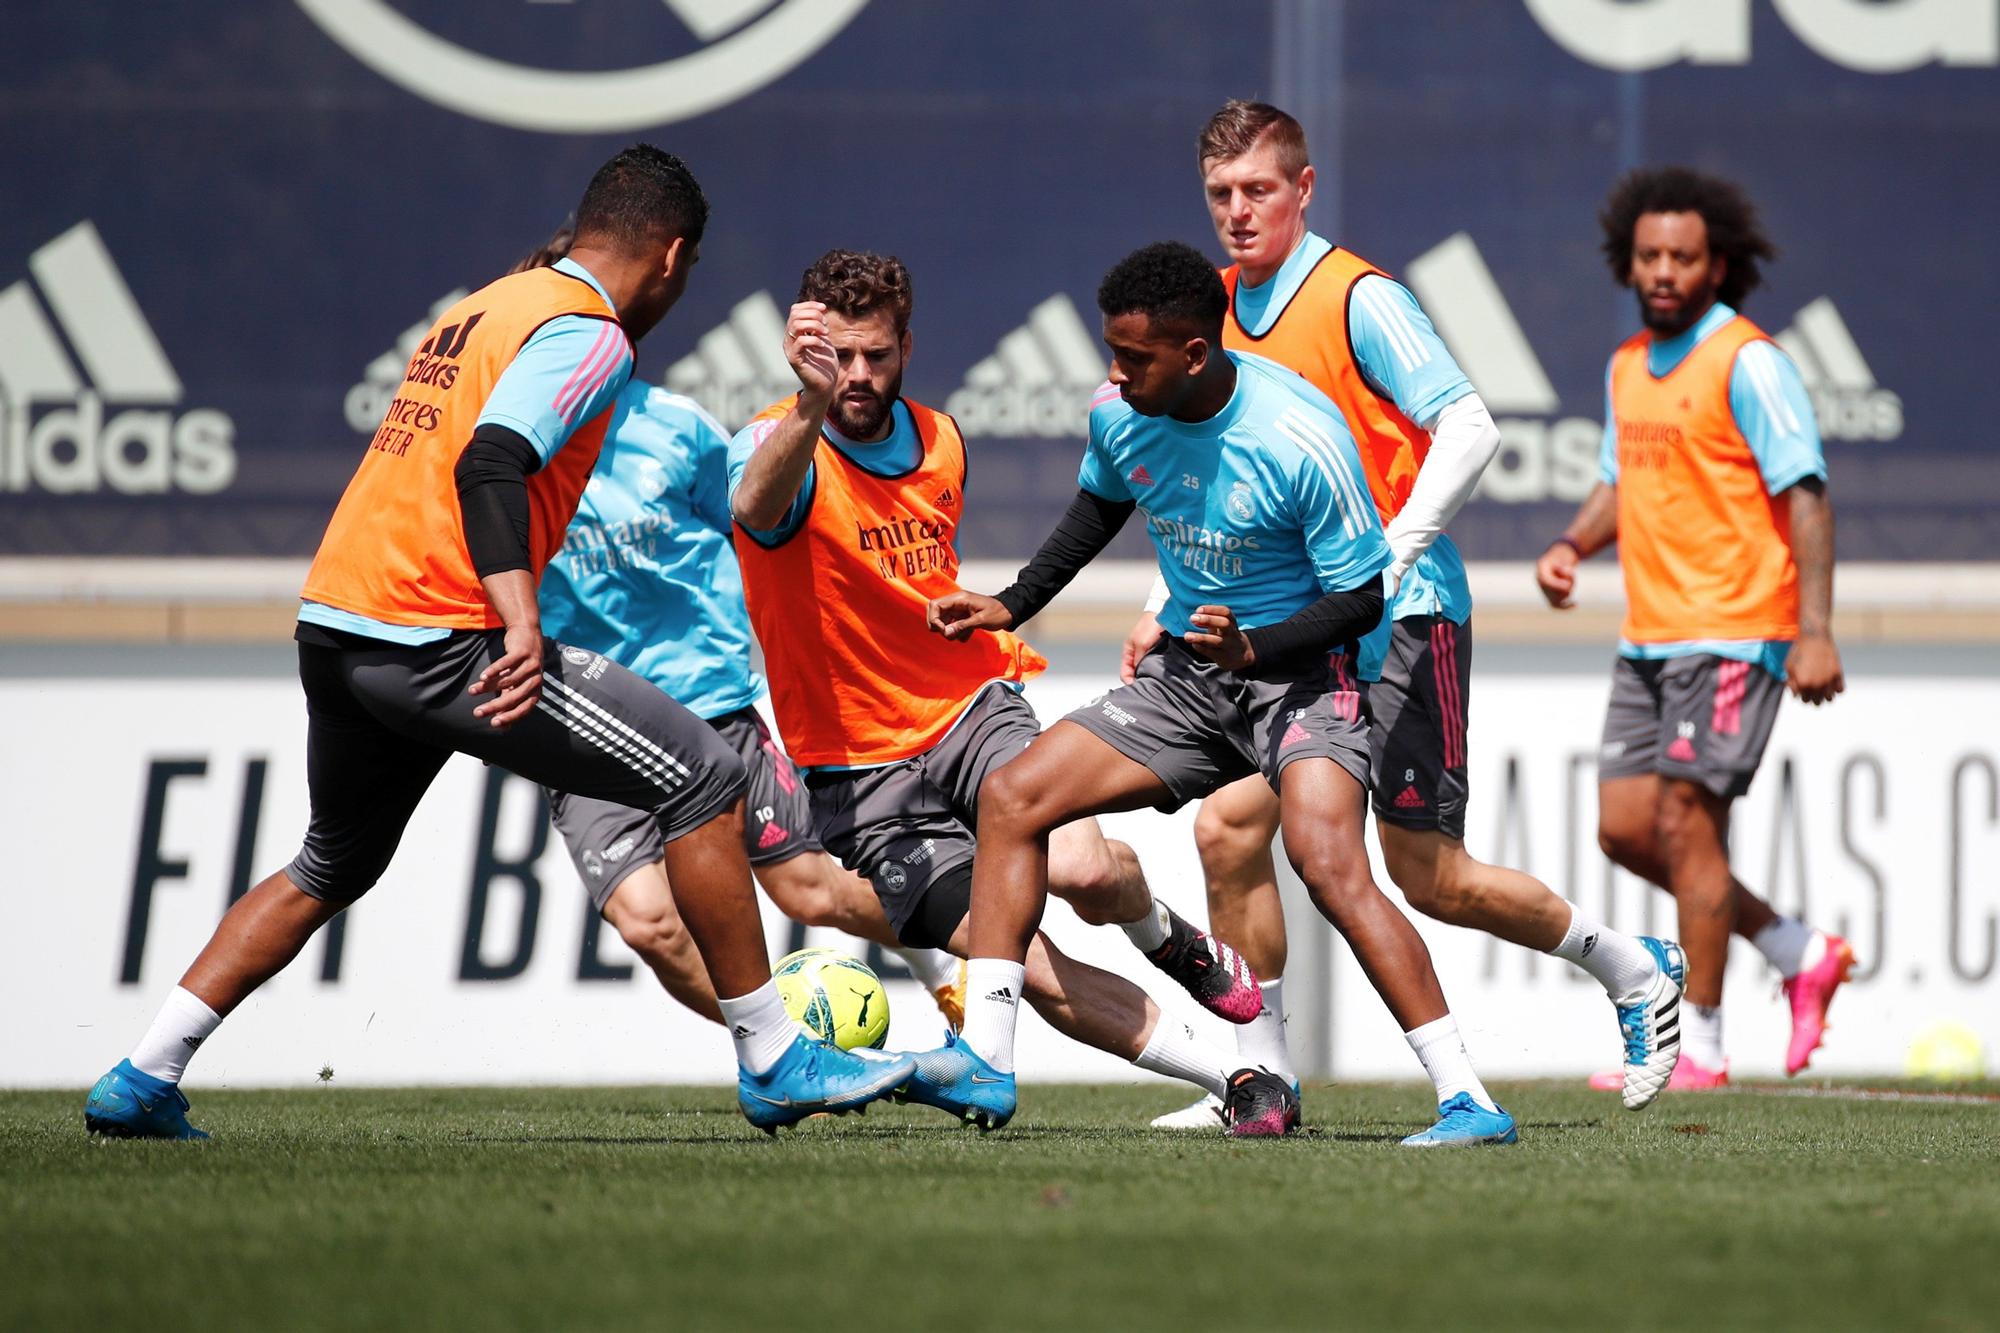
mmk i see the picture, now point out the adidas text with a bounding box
[2,222,237,496]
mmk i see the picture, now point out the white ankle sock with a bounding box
[1135,1017,1231,1099]
[1683,1003,1725,1068]
[717,980,799,1076]
[1550,903,1660,1005]
[1752,917,1822,978]
[1235,978,1294,1083]
[892,946,956,992]
[1119,898,1171,954]
[128,985,221,1083]
[1404,1015,1497,1112]
[962,958,1026,1073]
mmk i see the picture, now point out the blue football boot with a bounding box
[894,1030,1016,1130]
[737,1034,916,1134]
[84,1060,208,1140]
[1616,936,1686,1111]
[1400,1091,1519,1147]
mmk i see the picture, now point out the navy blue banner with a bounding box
[1,1,1994,560]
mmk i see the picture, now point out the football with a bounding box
[773,948,891,1050]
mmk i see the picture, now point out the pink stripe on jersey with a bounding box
[554,323,626,424]
[1328,650,1360,723]
[1712,660,1750,736]
[1089,381,1121,409]
[1432,622,1467,769]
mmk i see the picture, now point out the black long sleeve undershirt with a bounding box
[454,424,541,578]
[993,488,1136,627]
[1240,575,1386,672]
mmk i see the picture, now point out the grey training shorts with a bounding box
[547,705,822,911]
[1596,653,1785,800]
[1367,615,1473,841]
[805,682,1040,947]
[286,631,746,904]
[1061,636,1372,810]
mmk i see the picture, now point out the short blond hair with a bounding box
[1197,100,1309,178]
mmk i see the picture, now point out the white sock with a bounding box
[1752,917,1823,979]
[892,946,957,992]
[961,958,1026,1073]
[128,985,222,1083]
[1684,1003,1725,1068]
[717,980,799,1076]
[1235,978,1294,1083]
[1135,1017,1231,1099]
[1119,898,1171,954]
[1404,1015,1498,1112]
[1549,903,1660,1005]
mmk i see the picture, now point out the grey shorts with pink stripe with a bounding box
[1596,652,1785,800]
[1366,614,1473,840]
[1061,635,1372,811]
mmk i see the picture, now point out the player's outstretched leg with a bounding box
[1379,825,1684,1110]
[85,867,350,1140]
[1276,759,1516,1146]
[1046,818,1262,1025]
[657,807,914,1132]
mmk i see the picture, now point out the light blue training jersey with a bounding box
[1232,231,1478,649]
[1082,351,1391,642]
[1597,302,1829,676]
[300,256,635,645]
[539,382,763,721]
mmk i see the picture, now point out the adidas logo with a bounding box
[984,986,1017,1005]
[1405,234,1902,504]
[1280,720,1312,749]
[731,1024,752,1040]
[664,291,796,430]
[945,294,1106,438]
[1580,931,1599,960]
[0,221,236,495]
[345,286,470,433]
[1774,298,1902,442]
[1127,464,1155,487]
[181,1034,205,1052]
[1393,784,1426,809]
[1666,736,1698,763]
[757,822,790,850]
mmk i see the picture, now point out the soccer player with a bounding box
[512,230,967,1029]
[1132,102,1682,1127]
[928,241,1517,1144]
[1536,167,1853,1088]
[729,249,1269,1131]
[83,147,914,1141]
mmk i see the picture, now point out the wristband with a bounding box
[1549,535,1584,558]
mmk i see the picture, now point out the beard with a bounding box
[1636,286,1707,338]
[829,370,903,440]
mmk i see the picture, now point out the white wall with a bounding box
[2,669,1994,1088]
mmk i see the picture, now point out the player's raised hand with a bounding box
[468,622,545,729]
[926,591,1013,641]
[1121,610,1164,683]
[1786,633,1846,705]
[1535,541,1580,609]
[1184,604,1255,672]
[785,301,837,403]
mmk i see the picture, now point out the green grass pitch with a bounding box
[5,1081,1998,1331]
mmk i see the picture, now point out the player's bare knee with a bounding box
[756,859,840,928]
[1597,818,1654,872]
[1293,848,1374,926]
[978,758,1061,837]
[1194,801,1264,869]
[1051,838,1125,922]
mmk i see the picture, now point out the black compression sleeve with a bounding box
[1241,575,1386,672]
[454,425,541,578]
[993,488,1135,627]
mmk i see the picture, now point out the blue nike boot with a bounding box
[1400,1091,1519,1147]
[84,1060,208,1140]
[894,1030,1016,1130]
[738,1034,916,1134]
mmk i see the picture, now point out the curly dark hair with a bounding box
[1599,166,1775,309]
[573,144,708,254]
[1096,241,1227,339]
[797,250,914,335]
